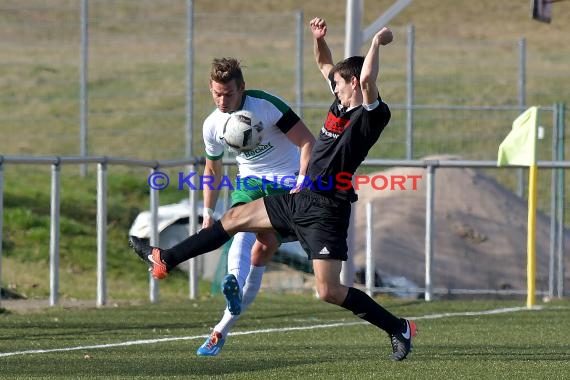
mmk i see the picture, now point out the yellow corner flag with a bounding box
[497,106,538,166]
[497,106,539,309]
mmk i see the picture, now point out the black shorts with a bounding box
[263,190,351,261]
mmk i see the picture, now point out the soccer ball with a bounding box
[222,110,264,152]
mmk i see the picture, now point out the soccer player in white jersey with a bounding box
[197,57,314,356]
[131,20,417,361]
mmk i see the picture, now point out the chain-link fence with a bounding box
[2,0,568,160]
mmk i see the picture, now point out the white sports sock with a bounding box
[227,232,256,289]
[213,265,266,338]
[241,265,265,309]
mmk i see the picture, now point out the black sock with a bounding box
[340,287,404,334]
[161,220,232,268]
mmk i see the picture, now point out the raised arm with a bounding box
[360,27,393,105]
[310,17,334,80]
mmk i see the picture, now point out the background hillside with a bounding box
[0,0,569,303]
[2,0,569,158]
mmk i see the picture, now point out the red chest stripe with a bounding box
[324,112,350,134]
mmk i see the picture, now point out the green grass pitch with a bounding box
[1,295,569,379]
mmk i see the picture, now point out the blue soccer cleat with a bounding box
[196,331,225,357]
[222,274,242,315]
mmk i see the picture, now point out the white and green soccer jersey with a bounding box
[203,90,301,182]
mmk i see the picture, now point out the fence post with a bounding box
[406,24,415,160]
[342,206,355,287]
[0,161,3,306]
[79,0,89,177]
[549,103,558,298]
[49,161,62,306]
[518,38,526,114]
[516,37,527,198]
[344,0,362,58]
[185,1,199,299]
[424,163,435,301]
[149,168,160,303]
[188,163,198,299]
[96,162,108,307]
[295,10,304,118]
[185,0,195,160]
[556,102,565,297]
[365,202,375,297]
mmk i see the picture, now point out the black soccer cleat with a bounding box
[128,235,152,265]
[128,235,169,279]
[390,319,417,361]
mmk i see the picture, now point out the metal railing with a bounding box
[0,155,567,307]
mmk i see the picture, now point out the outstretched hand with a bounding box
[310,17,327,39]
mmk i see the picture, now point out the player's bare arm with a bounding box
[310,17,334,80]
[202,157,222,228]
[361,27,393,106]
[284,120,315,193]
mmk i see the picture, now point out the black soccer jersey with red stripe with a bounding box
[306,80,391,202]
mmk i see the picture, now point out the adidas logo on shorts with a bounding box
[318,247,330,255]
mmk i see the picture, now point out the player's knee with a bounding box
[224,206,240,221]
[315,284,342,305]
[222,207,245,232]
[315,289,336,304]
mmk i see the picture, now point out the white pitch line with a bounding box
[0,305,545,358]
[409,305,543,320]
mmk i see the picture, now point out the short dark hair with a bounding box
[331,56,365,82]
[210,57,245,87]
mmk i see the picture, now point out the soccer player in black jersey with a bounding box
[130,17,417,361]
